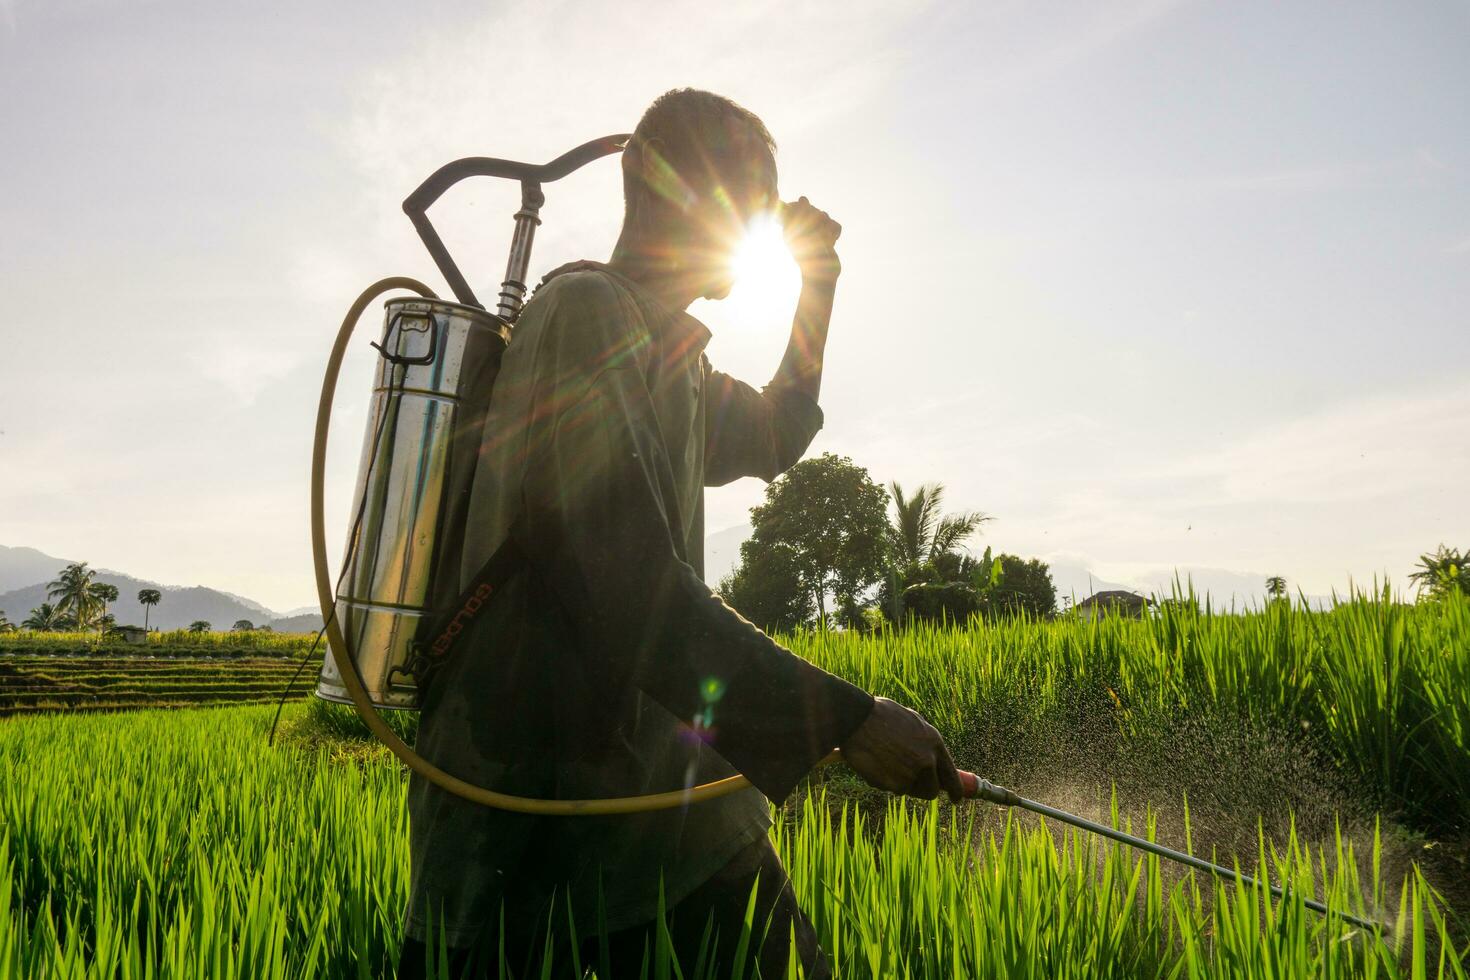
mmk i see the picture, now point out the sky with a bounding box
[1,0,1466,613]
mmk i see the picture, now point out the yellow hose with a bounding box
[311,278,823,814]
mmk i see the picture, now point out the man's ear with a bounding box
[627,136,696,213]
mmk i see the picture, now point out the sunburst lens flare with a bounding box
[726,213,802,323]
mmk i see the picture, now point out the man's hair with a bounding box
[622,88,777,231]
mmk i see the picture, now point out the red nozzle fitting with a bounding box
[958,770,1020,807]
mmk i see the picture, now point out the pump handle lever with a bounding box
[403,133,631,309]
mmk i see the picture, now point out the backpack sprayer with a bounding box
[302,136,1377,931]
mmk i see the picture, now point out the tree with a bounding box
[48,563,99,631]
[137,589,162,630]
[887,481,989,568]
[0,611,15,633]
[719,542,814,635]
[743,453,891,623]
[881,481,990,621]
[90,583,120,623]
[1265,576,1287,601]
[231,619,255,632]
[984,554,1057,619]
[23,602,66,631]
[1409,546,1468,601]
[188,620,212,633]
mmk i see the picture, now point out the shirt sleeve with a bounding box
[515,275,874,801]
[703,358,824,487]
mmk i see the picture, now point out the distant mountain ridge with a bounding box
[0,545,323,633]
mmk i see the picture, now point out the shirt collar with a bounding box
[536,259,713,356]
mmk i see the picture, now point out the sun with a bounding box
[725,213,802,324]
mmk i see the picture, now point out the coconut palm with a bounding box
[188,620,212,634]
[1409,546,1467,600]
[137,589,162,630]
[1265,576,1287,601]
[887,481,990,568]
[23,602,66,631]
[48,563,100,631]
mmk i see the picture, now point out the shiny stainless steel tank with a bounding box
[315,297,508,710]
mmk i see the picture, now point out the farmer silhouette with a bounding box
[398,88,962,979]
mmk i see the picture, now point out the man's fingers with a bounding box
[908,764,942,800]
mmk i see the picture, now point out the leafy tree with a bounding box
[188,620,212,633]
[231,619,255,632]
[90,583,120,623]
[887,481,989,568]
[0,611,14,633]
[719,542,814,634]
[984,554,1057,619]
[137,589,162,631]
[744,453,890,623]
[23,602,66,631]
[1409,546,1468,601]
[1265,576,1287,601]
[48,563,100,631]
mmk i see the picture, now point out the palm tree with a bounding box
[23,602,66,631]
[1265,576,1287,601]
[48,563,99,631]
[0,611,15,633]
[137,589,162,631]
[188,620,212,634]
[887,481,990,568]
[1409,546,1467,600]
[90,583,120,623]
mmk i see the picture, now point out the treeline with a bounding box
[719,453,1056,633]
[0,561,271,637]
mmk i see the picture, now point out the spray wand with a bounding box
[953,770,1380,932]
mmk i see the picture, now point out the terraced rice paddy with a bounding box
[0,653,315,715]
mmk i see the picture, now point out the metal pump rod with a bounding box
[957,772,1379,931]
[496,181,544,322]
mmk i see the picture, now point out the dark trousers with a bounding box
[395,834,830,979]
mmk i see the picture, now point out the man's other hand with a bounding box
[780,197,842,284]
[838,697,964,803]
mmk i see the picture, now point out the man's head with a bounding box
[619,89,778,300]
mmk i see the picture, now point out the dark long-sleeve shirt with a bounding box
[404,261,874,947]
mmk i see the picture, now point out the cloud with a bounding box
[339,0,930,244]
[1151,386,1470,508]
[959,0,1188,95]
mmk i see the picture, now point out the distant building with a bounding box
[1076,590,1151,620]
[113,625,148,644]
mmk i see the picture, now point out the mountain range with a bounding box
[0,545,324,633]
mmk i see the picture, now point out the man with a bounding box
[399,88,962,978]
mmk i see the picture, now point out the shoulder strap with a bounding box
[402,516,529,687]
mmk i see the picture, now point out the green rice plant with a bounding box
[2,704,1466,978]
[780,590,1469,834]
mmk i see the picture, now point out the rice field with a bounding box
[0,655,312,716]
[2,593,1467,977]
[0,629,315,656]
